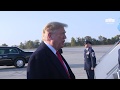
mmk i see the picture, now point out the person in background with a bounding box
[117,46,120,79]
[84,40,96,79]
[118,42,120,69]
[27,21,75,79]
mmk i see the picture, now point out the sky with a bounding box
[0,11,120,46]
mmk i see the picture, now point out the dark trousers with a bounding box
[86,70,94,79]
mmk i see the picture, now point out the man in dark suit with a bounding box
[27,21,75,79]
[84,40,96,79]
[118,48,120,69]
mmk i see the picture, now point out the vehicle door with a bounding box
[9,48,20,57]
[0,48,12,65]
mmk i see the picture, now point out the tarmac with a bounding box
[0,45,113,79]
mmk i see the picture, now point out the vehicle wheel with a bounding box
[14,58,25,68]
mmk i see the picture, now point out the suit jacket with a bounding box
[84,47,96,70]
[27,41,75,79]
[118,49,120,69]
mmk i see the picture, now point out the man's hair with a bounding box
[42,21,68,34]
[42,22,68,41]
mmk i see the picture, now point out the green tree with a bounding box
[34,39,40,48]
[25,40,34,49]
[1,43,8,47]
[71,37,76,46]
[19,42,25,49]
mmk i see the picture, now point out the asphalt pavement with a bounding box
[0,45,113,79]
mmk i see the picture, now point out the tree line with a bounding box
[1,35,120,49]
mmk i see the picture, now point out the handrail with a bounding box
[97,40,120,64]
[106,64,118,76]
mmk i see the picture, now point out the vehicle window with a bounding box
[0,49,5,54]
[4,49,9,54]
[9,49,18,54]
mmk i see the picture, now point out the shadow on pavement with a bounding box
[69,64,84,68]
[0,66,27,71]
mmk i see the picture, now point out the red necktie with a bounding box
[56,51,71,79]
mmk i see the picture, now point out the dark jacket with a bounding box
[118,49,120,69]
[84,47,96,70]
[27,41,75,79]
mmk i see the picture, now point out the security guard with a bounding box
[84,40,97,79]
[118,41,120,69]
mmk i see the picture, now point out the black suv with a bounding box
[0,47,33,68]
